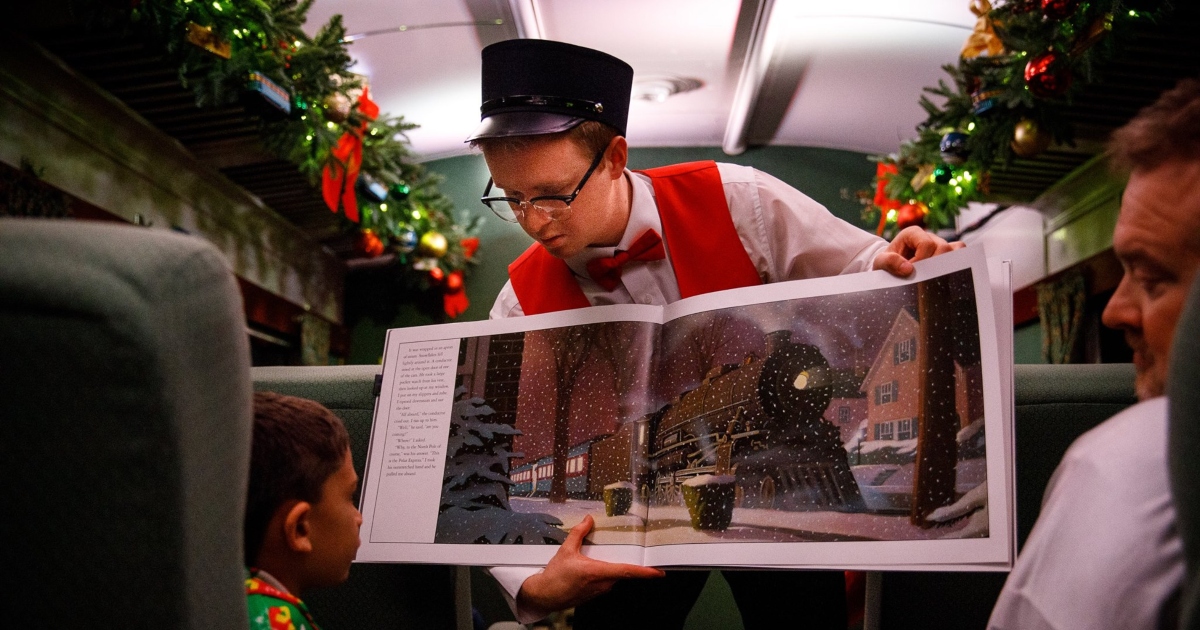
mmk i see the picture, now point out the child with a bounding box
[243,391,362,630]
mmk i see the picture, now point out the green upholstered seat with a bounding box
[879,362,1138,629]
[251,365,459,630]
[0,219,252,628]
[1169,277,1200,630]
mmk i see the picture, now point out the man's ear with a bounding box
[604,135,628,179]
[282,500,314,554]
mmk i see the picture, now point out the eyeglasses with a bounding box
[480,149,606,223]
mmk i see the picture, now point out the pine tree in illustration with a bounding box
[436,387,566,544]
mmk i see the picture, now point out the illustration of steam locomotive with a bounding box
[645,329,864,511]
[506,330,864,511]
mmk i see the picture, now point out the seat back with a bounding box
[1169,276,1200,630]
[0,220,252,628]
[251,365,460,630]
[879,362,1138,629]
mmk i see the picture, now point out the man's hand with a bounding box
[516,515,665,614]
[872,226,965,277]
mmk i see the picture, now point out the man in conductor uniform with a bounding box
[471,39,962,628]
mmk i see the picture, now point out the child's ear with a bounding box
[282,500,314,554]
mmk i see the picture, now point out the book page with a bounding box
[357,305,663,566]
[639,247,1012,569]
[746,258,1016,573]
[356,248,1015,572]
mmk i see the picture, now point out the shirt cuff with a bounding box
[486,565,554,625]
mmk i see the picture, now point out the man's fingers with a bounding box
[884,228,965,268]
[621,565,667,579]
[874,252,915,277]
[561,514,594,551]
[585,561,666,580]
[912,238,938,262]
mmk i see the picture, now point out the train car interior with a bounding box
[4,0,1200,628]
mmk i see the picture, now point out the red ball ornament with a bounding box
[428,266,446,283]
[1024,51,1072,98]
[895,202,928,230]
[353,229,385,258]
[1040,0,1081,21]
[445,270,464,292]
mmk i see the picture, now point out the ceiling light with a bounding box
[632,76,703,103]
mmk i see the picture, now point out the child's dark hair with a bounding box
[244,391,351,565]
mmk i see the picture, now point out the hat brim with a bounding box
[466,111,585,142]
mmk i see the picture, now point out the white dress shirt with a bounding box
[488,162,889,623]
[988,397,1184,630]
[490,163,887,318]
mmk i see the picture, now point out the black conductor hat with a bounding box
[468,39,634,141]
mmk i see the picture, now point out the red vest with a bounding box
[507,161,762,315]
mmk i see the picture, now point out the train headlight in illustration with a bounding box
[757,337,835,432]
[791,366,831,391]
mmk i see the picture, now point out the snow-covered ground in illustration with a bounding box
[509,497,648,545]
[509,490,982,546]
[644,504,974,545]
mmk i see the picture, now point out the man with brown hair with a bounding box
[988,77,1200,630]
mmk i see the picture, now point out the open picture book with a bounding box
[356,247,1016,571]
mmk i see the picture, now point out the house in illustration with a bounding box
[861,309,922,443]
[860,308,985,445]
[823,367,869,445]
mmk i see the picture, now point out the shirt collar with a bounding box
[564,169,661,278]
[254,568,291,595]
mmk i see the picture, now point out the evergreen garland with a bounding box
[72,0,478,308]
[863,0,1170,237]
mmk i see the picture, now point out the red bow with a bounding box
[461,236,480,259]
[586,230,666,291]
[873,162,901,236]
[322,87,380,223]
[443,270,469,318]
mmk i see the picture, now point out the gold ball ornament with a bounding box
[1011,118,1052,158]
[418,231,449,258]
[324,93,352,124]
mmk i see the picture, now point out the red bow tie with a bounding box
[586,230,666,291]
